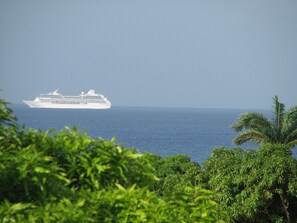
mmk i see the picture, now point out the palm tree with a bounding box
[231,96,297,147]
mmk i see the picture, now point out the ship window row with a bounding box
[82,96,103,99]
[40,98,105,103]
[41,96,103,100]
[63,96,80,99]
[52,101,80,104]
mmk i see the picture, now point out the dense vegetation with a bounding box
[1,97,297,222]
[0,98,224,222]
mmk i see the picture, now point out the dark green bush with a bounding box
[203,145,297,222]
[144,153,205,194]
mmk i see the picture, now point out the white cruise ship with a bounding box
[23,89,111,109]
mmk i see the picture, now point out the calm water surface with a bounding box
[12,104,272,163]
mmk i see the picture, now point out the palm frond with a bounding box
[282,106,297,130]
[281,106,297,143]
[286,139,297,148]
[232,96,297,146]
[233,129,271,145]
[272,96,285,137]
[284,129,297,145]
[231,112,273,133]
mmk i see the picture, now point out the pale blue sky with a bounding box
[1,0,296,109]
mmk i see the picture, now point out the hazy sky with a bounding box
[1,0,296,109]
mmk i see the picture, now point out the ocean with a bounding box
[12,104,271,163]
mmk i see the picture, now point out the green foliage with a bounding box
[0,199,85,223]
[41,127,157,190]
[0,186,224,223]
[203,144,297,222]
[76,184,224,223]
[0,99,19,151]
[231,96,297,147]
[144,153,206,194]
[0,98,225,222]
[0,144,70,203]
[0,98,17,128]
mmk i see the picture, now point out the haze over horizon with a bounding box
[1,1,296,110]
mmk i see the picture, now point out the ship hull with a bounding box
[23,100,111,109]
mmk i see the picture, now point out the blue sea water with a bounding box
[12,104,271,163]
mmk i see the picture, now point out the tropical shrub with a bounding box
[78,185,225,223]
[144,153,205,194]
[0,98,225,222]
[0,185,225,223]
[203,144,297,222]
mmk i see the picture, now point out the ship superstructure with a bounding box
[23,89,111,109]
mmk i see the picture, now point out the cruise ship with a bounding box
[23,89,111,109]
